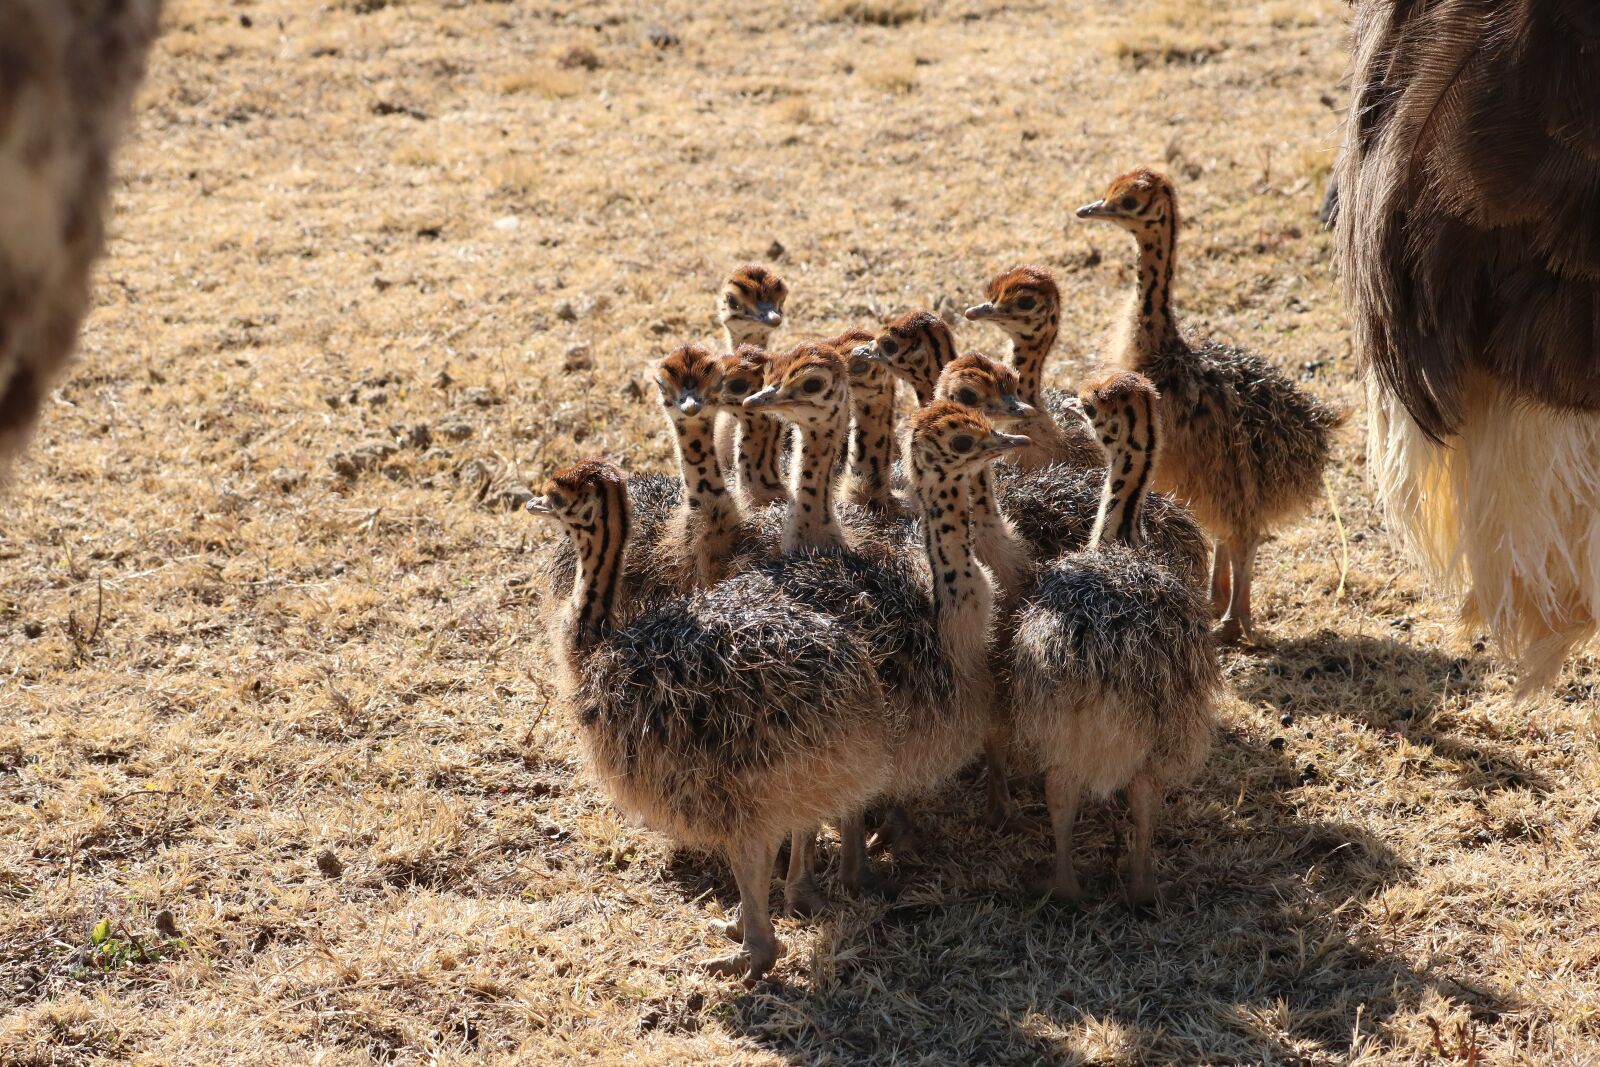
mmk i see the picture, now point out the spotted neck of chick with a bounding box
[1118,198,1180,370]
[847,358,899,513]
[732,409,787,509]
[782,407,846,553]
[911,447,992,679]
[723,318,771,352]
[1088,388,1160,550]
[724,324,788,509]
[671,406,742,586]
[1005,317,1059,411]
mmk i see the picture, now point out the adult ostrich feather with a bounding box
[0,0,163,469]
[1336,0,1600,693]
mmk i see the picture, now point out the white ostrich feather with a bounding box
[1369,374,1600,696]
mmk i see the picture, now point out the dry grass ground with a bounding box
[2,0,1597,1063]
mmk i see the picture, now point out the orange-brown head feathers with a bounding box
[907,400,1030,485]
[966,266,1060,327]
[719,265,788,341]
[935,352,1037,424]
[527,457,629,526]
[655,344,723,418]
[1078,370,1161,452]
[1076,167,1178,230]
[743,341,849,424]
[718,345,771,407]
[851,309,957,400]
[828,327,876,353]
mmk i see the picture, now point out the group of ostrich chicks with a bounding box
[531,168,1346,982]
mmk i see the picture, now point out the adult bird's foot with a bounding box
[985,804,1044,835]
[1125,885,1159,917]
[843,866,901,900]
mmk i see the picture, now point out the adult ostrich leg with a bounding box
[0,1,164,469]
[1336,0,1600,694]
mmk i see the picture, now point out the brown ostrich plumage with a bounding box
[1337,0,1600,690]
[1337,0,1600,439]
[0,0,163,468]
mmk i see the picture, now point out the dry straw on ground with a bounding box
[2,0,1597,1064]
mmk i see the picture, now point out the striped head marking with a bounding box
[826,327,880,385]
[719,264,788,343]
[935,353,1037,425]
[850,309,955,399]
[718,344,771,407]
[965,266,1060,332]
[655,344,723,420]
[1075,167,1178,233]
[743,342,848,427]
[526,457,629,532]
[1078,370,1160,452]
[907,400,1030,486]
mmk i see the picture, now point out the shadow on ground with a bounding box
[665,630,1520,1062]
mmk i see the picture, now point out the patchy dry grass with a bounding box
[1,0,1597,1063]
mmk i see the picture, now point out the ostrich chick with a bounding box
[1011,372,1219,910]
[1077,168,1345,643]
[715,266,790,506]
[533,458,890,982]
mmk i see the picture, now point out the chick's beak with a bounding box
[984,431,1031,456]
[964,302,999,321]
[851,342,884,363]
[1075,199,1109,219]
[678,394,704,416]
[525,496,552,515]
[758,306,782,328]
[743,385,782,409]
[1005,396,1038,420]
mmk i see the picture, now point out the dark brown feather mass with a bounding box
[1336,0,1600,440]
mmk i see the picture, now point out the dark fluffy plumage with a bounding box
[1011,544,1218,775]
[756,545,952,709]
[1337,0,1600,439]
[1140,338,1342,540]
[575,566,887,845]
[1015,546,1214,699]
[997,464,1210,590]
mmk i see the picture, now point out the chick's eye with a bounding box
[879,338,898,356]
[950,434,974,454]
[955,388,979,406]
[727,378,749,394]
[1081,403,1096,418]
[547,491,567,508]
[801,377,824,394]
[1119,195,1138,211]
[1015,296,1036,311]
